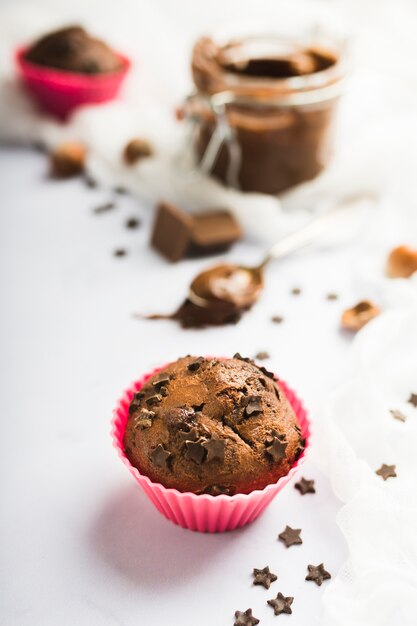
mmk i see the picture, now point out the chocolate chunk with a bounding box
[265,432,287,462]
[234,609,259,626]
[93,202,115,214]
[408,393,417,408]
[306,563,331,586]
[150,444,171,468]
[291,287,301,295]
[376,463,397,480]
[278,525,302,548]
[202,438,225,462]
[126,217,140,229]
[187,357,204,372]
[185,439,207,464]
[257,365,275,379]
[152,375,171,390]
[255,351,270,360]
[267,592,294,615]
[133,391,144,401]
[271,315,284,324]
[192,402,205,412]
[114,248,127,257]
[295,477,315,495]
[151,201,241,262]
[133,408,155,429]
[244,396,263,417]
[252,566,277,589]
[146,394,162,406]
[124,138,154,165]
[390,409,406,422]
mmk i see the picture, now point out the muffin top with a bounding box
[123,355,304,496]
[24,25,122,74]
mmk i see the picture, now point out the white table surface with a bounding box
[0,147,356,626]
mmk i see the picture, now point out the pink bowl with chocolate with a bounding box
[15,47,131,119]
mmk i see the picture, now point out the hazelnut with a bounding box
[386,245,417,278]
[341,300,380,332]
[50,142,86,178]
[123,138,153,165]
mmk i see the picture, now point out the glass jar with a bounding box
[185,28,346,195]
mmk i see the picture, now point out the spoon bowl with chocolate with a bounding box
[146,194,374,328]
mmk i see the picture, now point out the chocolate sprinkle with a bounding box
[291,287,301,295]
[278,525,302,548]
[244,396,263,417]
[271,315,284,324]
[408,393,417,408]
[126,217,140,229]
[202,438,225,462]
[295,477,315,495]
[267,592,294,615]
[234,609,259,626]
[255,351,270,360]
[390,409,406,422]
[133,408,155,429]
[187,357,204,372]
[185,439,207,464]
[327,293,338,301]
[150,444,171,468]
[376,463,397,480]
[205,485,230,496]
[152,375,171,390]
[177,427,199,445]
[306,563,331,586]
[146,394,163,406]
[114,248,127,257]
[252,566,277,589]
[93,201,115,214]
[265,432,287,462]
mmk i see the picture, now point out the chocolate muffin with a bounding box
[123,355,304,496]
[24,25,122,74]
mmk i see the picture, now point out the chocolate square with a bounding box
[151,202,194,262]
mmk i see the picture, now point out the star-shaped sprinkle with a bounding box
[408,393,417,408]
[133,408,155,429]
[376,464,397,480]
[185,439,207,464]
[188,357,204,372]
[234,608,259,626]
[306,563,331,586]
[252,566,277,589]
[146,394,162,406]
[202,438,226,462]
[267,592,294,615]
[294,477,315,495]
[265,431,287,462]
[278,525,303,548]
[390,409,406,422]
[177,427,199,445]
[150,444,171,468]
[152,375,171,390]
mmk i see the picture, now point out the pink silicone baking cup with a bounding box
[15,47,131,119]
[111,364,311,533]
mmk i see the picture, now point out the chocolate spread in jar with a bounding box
[190,36,343,194]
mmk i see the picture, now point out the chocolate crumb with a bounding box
[202,438,225,462]
[376,463,397,480]
[390,409,406,422]
[278,525,302,548]
[267,592,294,615]
[291,287,301,295]
[252,566,277,589]
[114,248,127,257]
[93,201,115,214]
[126,217,140,229]
[85,175,98,188]
[327,293,338,301]
[255,351,270,360]
[295,477,315,495]
[306,563,331,586]
[408,393,417,408]
[234,609,259,626]
[271,315,284,324]
[114,186,128,195]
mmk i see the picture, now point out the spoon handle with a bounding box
[259,194,374,268]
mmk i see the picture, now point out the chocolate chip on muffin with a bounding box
[24,25,122,74]
[123,356,304,495]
